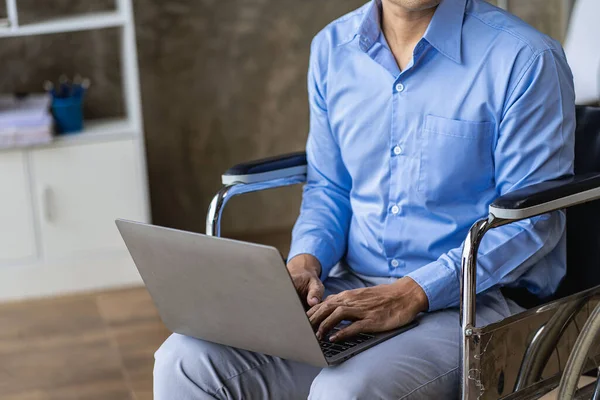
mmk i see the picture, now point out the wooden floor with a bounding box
[0,287,170,400]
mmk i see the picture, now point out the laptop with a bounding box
[116,219,417,367]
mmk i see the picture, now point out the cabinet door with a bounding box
[31,140,146,259]
[0,151,36,263]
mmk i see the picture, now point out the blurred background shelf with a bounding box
[0,11,125,38]
[0,0,149,303]
[52,118,136,146]
[0,118,137,152]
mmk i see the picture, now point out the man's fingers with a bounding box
[330,320,370,342]
[306,277,324,307]
[317,307,353,339]
[309,302,337,333]
[306,302,323,318]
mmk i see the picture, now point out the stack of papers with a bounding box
[0,94,53,149]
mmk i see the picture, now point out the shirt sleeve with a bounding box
[408,48,576,311]
[287,37,353,279]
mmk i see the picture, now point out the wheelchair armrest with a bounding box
[489,172,600,220]
[222,151,307,185]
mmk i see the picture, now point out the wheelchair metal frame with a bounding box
[461,215,600,399]
[207,171,600,399]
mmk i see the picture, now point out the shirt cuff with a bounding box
[288,235,338,280]
[407,259,460,312]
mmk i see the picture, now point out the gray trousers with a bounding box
[154,267,523,399]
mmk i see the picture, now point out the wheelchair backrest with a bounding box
[561,106,600,297]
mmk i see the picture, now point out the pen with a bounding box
[43,80,57,98]
[59,74,70,97]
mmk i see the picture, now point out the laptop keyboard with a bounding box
[318,326,375,358]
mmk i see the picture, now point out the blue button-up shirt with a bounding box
[288,0,575,311]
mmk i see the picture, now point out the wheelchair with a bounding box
[206,106,600,399]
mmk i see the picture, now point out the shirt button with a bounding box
[393,145,403,155]
[395,83,405,92]
[391,205,400,215]
[391,259,400,268]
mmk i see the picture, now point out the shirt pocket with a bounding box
[418,115,495,203]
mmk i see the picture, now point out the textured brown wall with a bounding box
[135,0,367,235]
[488,0,566,40]
[0,0,568,236]
[512,0,565,41]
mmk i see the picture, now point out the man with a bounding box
[154,0,575,398]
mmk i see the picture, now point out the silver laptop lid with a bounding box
[116,219,327,367]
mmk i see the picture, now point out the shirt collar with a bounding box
[356,0,382,51]
[423,0,466,63]
[357,0,467,64]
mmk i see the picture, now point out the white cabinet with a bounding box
[31,140,145,258]
[0,151,36,263]
[0,140,149,302]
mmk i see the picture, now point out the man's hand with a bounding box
[307,277,429,342]
[287,254,325,308]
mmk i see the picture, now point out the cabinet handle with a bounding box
[42,186,55,222]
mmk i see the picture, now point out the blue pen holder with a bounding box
[51,96,84,134]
